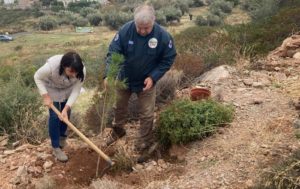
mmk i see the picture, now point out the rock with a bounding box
[43,161,53,170]
[293,52,300,59]
[246,179,254,187]
[274,67,281,71]
[260,144,269,149]
[4,150,15,155]
[293,119,300,129]
[157,159,165,165]
[0,158,6,164]
[252,82,264,88]
[0,138,8,147]
[37,153,51,161]
[243,79,254,86]
[16,166,27,177]
[11,166,30,185]
[134,164,144,171]
[28,166,42,174]
[150,160,157,166]
[200,157,206,162]
[194,65,235,85]
[273,72,287,82]
[243,70,250,75]
[253,99,263,105]
[10,165,18,171]
[12,141,20,148]
[145,165,154,171]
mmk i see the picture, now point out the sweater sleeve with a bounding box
[66,67,86,107]
[34,63,51,95]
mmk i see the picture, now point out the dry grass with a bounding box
[156,69,184,104]
[224,6,251,25]
[90,178,120,189]
[110,146,134,173]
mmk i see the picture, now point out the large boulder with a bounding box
[193,65,236,85]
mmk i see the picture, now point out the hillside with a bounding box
[1,0,300,189]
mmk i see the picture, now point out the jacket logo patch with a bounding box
[128,40,134,45]
[114,33,119,41]
[148,38,158,48]
[168,40,173,48]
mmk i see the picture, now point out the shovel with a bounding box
[50,104,113,167]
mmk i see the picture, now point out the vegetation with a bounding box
[174,26,239,80]
[254,150,300,189]
[85,53,126,133]
[156,100,234,148]
[0,68,45,143]
[103,10,132,30]
[39,16,58,31]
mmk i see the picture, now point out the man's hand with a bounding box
[42,94,52,107]
[143,77,153,91]
[61,105,70,121]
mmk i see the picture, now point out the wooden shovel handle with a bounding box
[50,104,113,166]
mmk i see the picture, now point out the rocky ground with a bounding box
[1,36,300,189]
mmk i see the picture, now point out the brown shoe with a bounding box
[105,127,126,146]
[136,142,159,163]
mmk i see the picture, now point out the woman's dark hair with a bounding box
[59,51,84,82]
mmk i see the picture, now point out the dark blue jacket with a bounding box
[105,21,177,92]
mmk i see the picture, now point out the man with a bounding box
[104,4,177,155]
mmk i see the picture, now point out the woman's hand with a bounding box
[42,94,52,107]
[61,105,70,121]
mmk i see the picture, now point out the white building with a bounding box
[58,0,109,7]
[3,0,15,5]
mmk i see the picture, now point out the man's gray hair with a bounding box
[134,4,155,25]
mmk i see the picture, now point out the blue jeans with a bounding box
[48,101,70,148]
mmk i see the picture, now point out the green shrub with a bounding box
[80,7,98,17]
[0,64,38,91]
[156,100,234,147]
[244,0,279,21]
[103,11,133,30]
[226,6,300,56]
[0,74,43,142]
[207,14,222,26]
[189,0,205,7]
[155,10,167,26]
[210,0,233,14]
[68,0,97,13]
[56,10,76,25]
[173,0,190,15]
[195,15,208,26]
[71,16,89,27]
[87,13,102,26]
[50,0,65,12]
[161,6,182,22]
[225,0,239,6]
[0,9,32,27]
[148,0,167,9]
[39,16,58,31]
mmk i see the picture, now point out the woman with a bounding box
[34,51,86,162]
